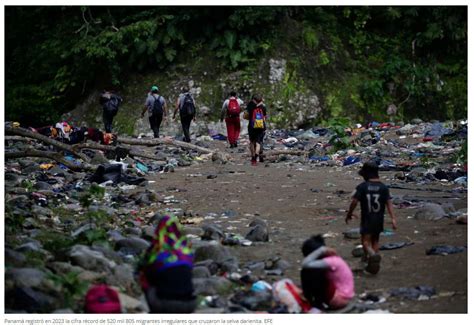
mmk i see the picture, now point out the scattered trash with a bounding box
[389,286,436,300]
[426,245,466,256]
[272,279,311,313]
[380,242,414,250]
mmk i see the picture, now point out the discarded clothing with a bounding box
[426,245,466,256]
[88,164,145,185]
[343,156,361,166]
[380,242,414,250]
[389,286,436,300]
[211,133,227,141]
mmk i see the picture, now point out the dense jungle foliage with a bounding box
[5,6,467,127]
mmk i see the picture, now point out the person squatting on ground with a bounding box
[138,214,196,313]
[346,161,397,274]
[245,94,267,166]
[221,91,244,148]
[301,235,354,311]
[173,86,196,143]
[142,85,167,138]
[100,90,122,133]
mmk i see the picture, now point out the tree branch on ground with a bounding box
[5,127,91,162]
[72,142,167,162]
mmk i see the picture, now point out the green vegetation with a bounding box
[6,6,467,127]
[324,117,352,151]
[49,271,89,308]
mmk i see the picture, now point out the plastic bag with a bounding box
[272,279,311,313]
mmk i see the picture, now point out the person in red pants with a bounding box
[221,91,244,148]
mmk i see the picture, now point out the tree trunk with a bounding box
[117,136,214,154]
[5,127,91,162]
[72,142,167,163]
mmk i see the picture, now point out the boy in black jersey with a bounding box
[346,161,397,274]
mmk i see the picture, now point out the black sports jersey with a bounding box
[353,181,391,234]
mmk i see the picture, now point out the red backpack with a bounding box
[227,97,240,117]
[84,284,121,313]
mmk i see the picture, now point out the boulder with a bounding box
[5,268,49,289]
[193,266,211,279]
[194,241,236,264]
[6,287,59,313]
[68,245,116,272]
[115,237,150,253]
[245,225,269,242]
[193,277,233,296]
[201,224,225,241]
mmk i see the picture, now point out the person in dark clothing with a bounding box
[100,90,122,133]
[173,86,196,143]
[142,85,167,138]
[245,94,267,166]
[138,214,196,313]
[346,161,397,274]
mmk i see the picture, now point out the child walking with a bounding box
[346,161,397,274]
[301,235,354,311]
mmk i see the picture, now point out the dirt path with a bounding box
[150,140,467,313]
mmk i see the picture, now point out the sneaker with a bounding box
[365,253,381,274]
[258,155,264,162]
[251,156,257,166]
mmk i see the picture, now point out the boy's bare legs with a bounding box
[255,142,261,158]
[364,233,381,274]
[361,234,372,262]
[249,141,256,157]
[371,233,380,253]
[249,141,257,165]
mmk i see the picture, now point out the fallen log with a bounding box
[72,142,167,163]
[5,127,91,162]
[117,136,214,154]
[4,136,32,142]
[5,149,94,171]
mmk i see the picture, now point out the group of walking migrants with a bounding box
[101,86,268,166]
[84,160,397,314]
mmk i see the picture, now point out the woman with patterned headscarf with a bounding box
[138,214,196,313]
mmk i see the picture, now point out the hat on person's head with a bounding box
[358,161,379,179]
[84,284,121,313]
[151,85,159,93]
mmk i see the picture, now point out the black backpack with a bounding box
[180,93,195,117]
[105,95,121,116]
[152,95,164,116]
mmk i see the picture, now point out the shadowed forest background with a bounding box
[5,6,467,128]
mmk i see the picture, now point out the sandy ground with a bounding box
[150,140,467,313]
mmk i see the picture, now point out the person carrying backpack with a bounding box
[245,94,267,166]
[173,86,196,143]
[100,90,122,133]
[142,85,168,138]
[221,91,244,148]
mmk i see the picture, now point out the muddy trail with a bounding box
[150,140,467,313]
